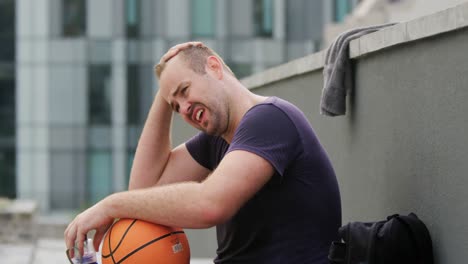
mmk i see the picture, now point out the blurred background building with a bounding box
[0,0,466,219]
[7,0,335,213]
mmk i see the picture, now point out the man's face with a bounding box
[158,56,230,136]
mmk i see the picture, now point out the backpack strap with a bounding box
[394,213,434,264]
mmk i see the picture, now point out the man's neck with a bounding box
[221,85,268,143]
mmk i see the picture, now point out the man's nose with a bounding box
[179,100,192,116]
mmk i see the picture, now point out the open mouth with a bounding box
[196,109,204,121]
[192,107,205,123]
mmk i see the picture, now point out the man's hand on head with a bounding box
[159,41,204,64]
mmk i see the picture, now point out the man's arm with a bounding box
[128,91,209,190]
[129,42,208,190]
[64,150,274,253]
[110,150,274,227]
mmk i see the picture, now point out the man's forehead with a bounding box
[159,60,189,98]
[162,55,190,78]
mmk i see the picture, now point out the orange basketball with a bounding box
[101,219,190,264]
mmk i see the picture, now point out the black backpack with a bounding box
[328,213,434,264]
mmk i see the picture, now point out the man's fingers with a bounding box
[93,236,102,253]
[64,219,88,258]
[66,248,75,261]
[173,41,203,49]
[160,49,179,64]
[76,231,87,257]
[160,41,204,63]
[169,41,203,53]
[64,222,77,257]
[92,229,106,252]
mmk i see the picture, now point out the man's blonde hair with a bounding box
[154,45,235,79]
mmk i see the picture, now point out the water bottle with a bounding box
[71,238,98,264]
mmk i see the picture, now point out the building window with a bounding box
[228,62,252,79]
[126,150,135,185]
[333,0,362,23]
[125,0,140,38]
[333,0,349,23]
[62,0,86,37]
[254,0,273,37]
[191,0,215,38]
[126,124,141,185]
[0,149,15,198]
[0,0,14,37]
[0,38,14,61]
[127,65,141,125]
[88,65,112,125]
[50,151,83,209]
[0,78,14,138]
[0,0,14,61]
[87,150,112,205]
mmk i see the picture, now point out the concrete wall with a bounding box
[172,3,468,262]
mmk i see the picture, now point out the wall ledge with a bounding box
[242,1,468,90]
[241,50,325,89]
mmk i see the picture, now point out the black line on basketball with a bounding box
[102,219,138,261]
[112,219,138,255]
[111,221,118,264]
[107,218,117,264]
[115,231,185,264]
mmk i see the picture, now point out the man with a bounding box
[65,42,341,263]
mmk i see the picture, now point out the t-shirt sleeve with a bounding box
[227,104,301,176]
[185,132,228,170]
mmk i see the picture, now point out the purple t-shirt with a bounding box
[186,97,341,264]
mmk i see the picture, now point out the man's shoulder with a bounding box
[245,97,304,123]
[235,97,303,138]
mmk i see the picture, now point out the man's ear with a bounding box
[206,56,223,80]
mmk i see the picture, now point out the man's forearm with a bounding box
[128,92,173,189]
[105,182,218,229]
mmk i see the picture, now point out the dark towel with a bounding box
[320,23,397,116]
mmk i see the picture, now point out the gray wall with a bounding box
[255,28,468,263]
[171,27,468,263]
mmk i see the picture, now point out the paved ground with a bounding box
[0,239,212,264]
[0,239,62,264]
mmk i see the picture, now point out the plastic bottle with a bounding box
[72,238,98,264]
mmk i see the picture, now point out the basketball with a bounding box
[101,218,190,264]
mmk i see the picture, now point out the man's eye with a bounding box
[181,87,188,95]
[171,103,179,113]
